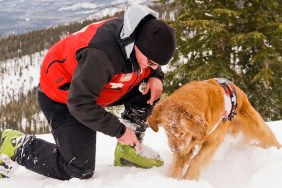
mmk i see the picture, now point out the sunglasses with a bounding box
[147,58,159,67]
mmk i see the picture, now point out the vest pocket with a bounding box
[44,57,73,90]
[46,57,67,73]
[58,82,71,91]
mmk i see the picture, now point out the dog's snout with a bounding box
[171,148,180,152]
[171,145,184,153]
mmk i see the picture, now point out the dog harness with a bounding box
[215,78,238,121]
[208,78,238,134]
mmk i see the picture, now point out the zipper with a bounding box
[46,57,67,74]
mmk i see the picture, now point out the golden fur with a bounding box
[148,79,281,180]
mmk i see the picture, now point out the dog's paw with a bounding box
[168,167,183,179]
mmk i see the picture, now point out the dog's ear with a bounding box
[184,112,207,142]
[147,102,163,132]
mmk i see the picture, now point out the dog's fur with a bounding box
[148,79,281,180]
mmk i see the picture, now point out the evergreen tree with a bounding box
[165,0,282,120]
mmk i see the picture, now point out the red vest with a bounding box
[40,19,151,106]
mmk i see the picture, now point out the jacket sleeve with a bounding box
[149,66,164,81]
[67,47,126,138]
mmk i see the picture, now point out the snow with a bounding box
[1,120,282,188]
[0,51,46,105]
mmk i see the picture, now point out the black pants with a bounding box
[16,85,152,180]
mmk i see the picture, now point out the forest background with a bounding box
[0,0,281,134]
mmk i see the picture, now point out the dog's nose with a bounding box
[171,148,181,152]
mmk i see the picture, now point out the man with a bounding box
[0,5,176,180]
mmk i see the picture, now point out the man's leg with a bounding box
[15,90,96,180]
[110,84,155,141]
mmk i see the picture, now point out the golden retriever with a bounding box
[147,78,281,180]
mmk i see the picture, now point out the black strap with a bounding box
[118,36,134,47]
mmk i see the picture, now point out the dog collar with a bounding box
[214,78,238,121]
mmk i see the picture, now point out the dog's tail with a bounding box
[147,101,163,132]
[234,87,281,149]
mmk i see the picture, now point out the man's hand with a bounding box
[142,77,163,105]
[118,127,142,152]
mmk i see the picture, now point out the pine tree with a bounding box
[165,0,282,120]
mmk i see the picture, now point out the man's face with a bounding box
[134,46,159,70]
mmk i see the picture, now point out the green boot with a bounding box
[0,129,24,159]
[114,142,164,169]
[0,129,25,178]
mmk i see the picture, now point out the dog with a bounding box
[147,78,281,180]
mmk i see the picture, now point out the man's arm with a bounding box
[67,47,126,138]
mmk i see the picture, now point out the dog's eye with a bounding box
[179,133,185,137]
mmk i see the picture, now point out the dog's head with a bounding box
[148,100,208,153]
[163,112,207,152]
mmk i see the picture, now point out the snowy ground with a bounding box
[1,121,282,188]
